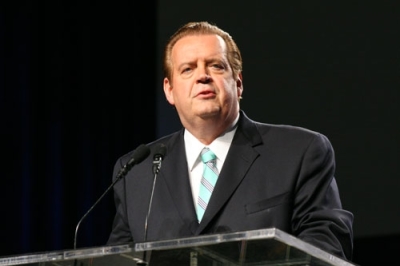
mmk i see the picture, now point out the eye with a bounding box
[211,64,224,70]
[182,67,192,73]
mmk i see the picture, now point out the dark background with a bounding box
[1,1,399,265]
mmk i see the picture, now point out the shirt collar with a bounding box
[184,114,239,171]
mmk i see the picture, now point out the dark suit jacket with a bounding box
[107,111,353,260]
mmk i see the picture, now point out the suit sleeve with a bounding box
[291,133,354,260]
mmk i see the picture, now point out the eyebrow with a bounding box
[176,57,227,69]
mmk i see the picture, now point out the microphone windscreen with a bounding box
[131,144,151,164]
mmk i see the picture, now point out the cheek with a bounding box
[222,80,239,98]
[175,80,194,99]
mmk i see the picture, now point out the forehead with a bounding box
[171,34,227,61]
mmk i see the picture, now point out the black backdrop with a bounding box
[2,0,157,255]
[1,1,399,265]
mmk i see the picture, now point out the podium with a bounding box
[0,228,356,265]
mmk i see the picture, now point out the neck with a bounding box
[184,112,239,145]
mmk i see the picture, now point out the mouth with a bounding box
[196,90,216,98]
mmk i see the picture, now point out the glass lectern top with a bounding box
[0,228,356,266]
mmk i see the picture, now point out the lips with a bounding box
[196,89,216,98]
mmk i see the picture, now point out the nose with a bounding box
[197,68,212,83]
[197,74,211,83]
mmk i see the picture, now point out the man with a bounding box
[107,21,354,261]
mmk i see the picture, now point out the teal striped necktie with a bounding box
[197,147,219,222]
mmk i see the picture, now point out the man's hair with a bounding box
[163,21,243,81]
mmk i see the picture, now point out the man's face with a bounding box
[163,34,242,127]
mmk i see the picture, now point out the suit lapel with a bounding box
[196,112,263,233]
[160,132,199,233]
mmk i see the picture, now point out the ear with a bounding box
[163,77,175,105]
[236,72,243,99]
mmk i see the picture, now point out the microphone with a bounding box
[140,143,166,265]
[152,143,167,175]
[73,144,151,250]
[116,144,151,180]
[144,143,167,242]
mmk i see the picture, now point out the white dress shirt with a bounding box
[184,115,239,208]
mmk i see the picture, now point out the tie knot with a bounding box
[201,147,216,163]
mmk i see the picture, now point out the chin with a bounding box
[199,110,221,120]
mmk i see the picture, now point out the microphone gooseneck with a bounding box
[144,143,167,242]
[73,144,150,250]
[140,143,166,265]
